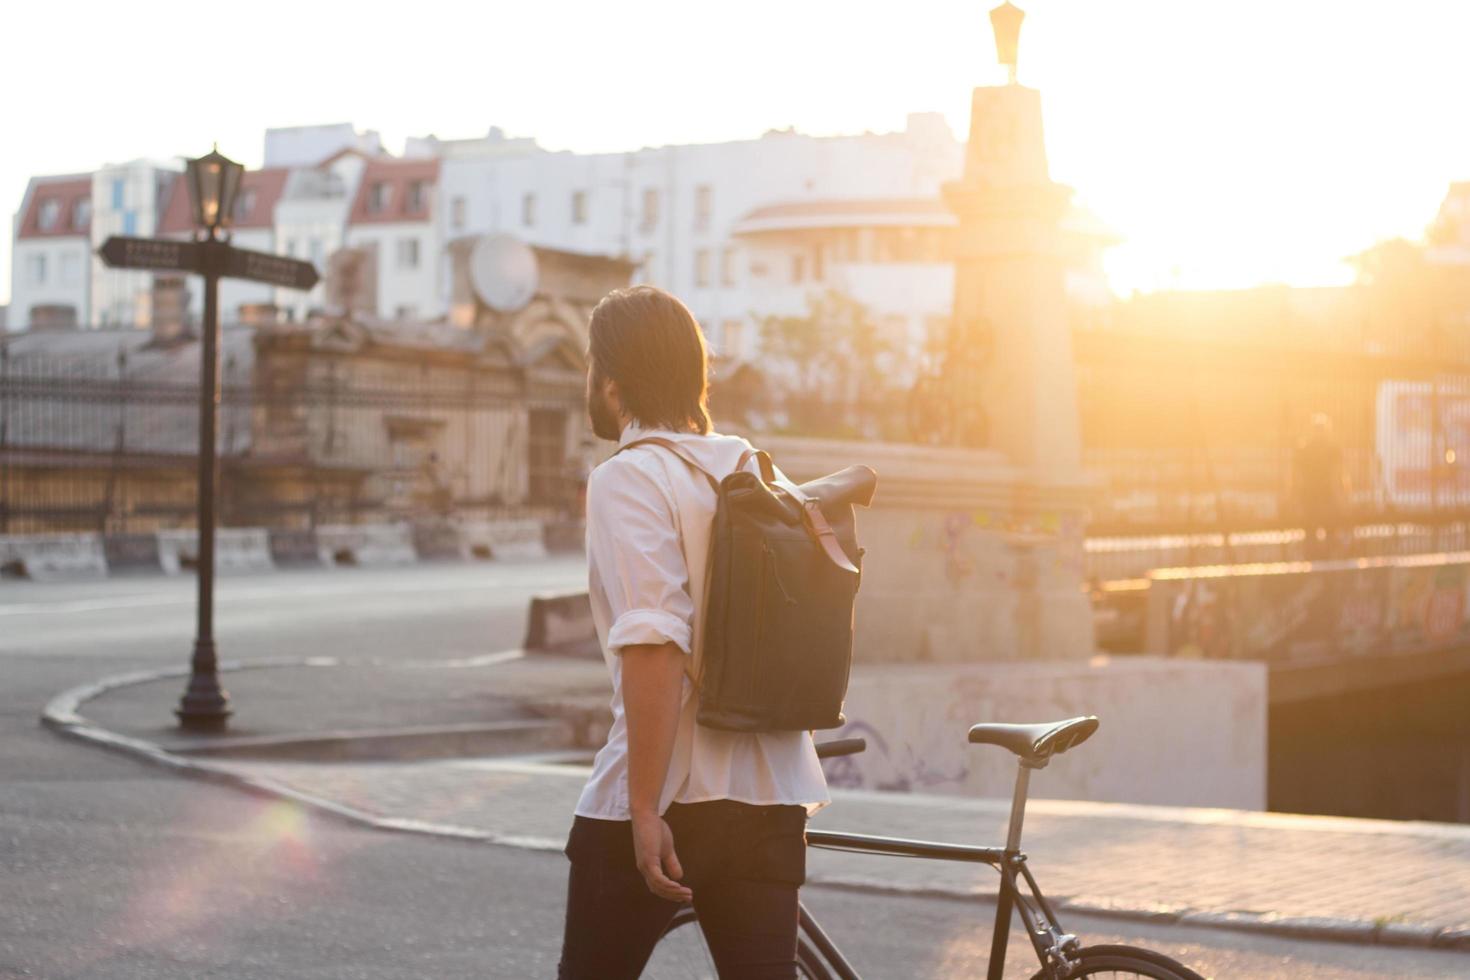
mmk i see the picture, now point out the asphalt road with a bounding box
[4,562,1468,978]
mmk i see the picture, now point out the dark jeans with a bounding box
[557,799,808,979]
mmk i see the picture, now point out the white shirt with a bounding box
[573,422,831,820]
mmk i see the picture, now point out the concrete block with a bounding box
[524,591,600,657]
[826,656,1266,809]
[0,533,108,581]
[315,523,417,566]
[460,518,547,560]
[155,528,274,575]
[101,533,164,574]
[412,521,468,561]
[268,528,327,567]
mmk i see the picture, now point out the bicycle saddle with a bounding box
[968,716,1099,765]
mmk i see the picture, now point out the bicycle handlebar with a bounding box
[815,737,866,759]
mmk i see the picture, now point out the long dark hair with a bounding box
[588,285,712,435]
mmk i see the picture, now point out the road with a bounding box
[4,562,1467,978]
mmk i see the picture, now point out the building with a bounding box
[343,157,441,323]
[430,114,966,357]
[10,174,94,330]
[89,160,182,328]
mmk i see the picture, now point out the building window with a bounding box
[368,182,392,214]
[694,185,712,232]
[723,319,745,359]
[396,237,420,270]
[527,409,568,505]
[407,180,429,213]
[284,238,297,257]
[38,199,60,231]
[721,248,737,286]
[395,304,417,321]
[72,198,90,231]
[233,188,256,222]
[640,188,659,233]
[111,178,124,209]
[26,254,46,284]
[60,252,81,285]
[522,192,536,227]
[694,249,711,287]
[451,196,466,230]
[309,238,324,267]
[122,211,137,236]
[791,253,806,284]
[571,190,588,225]
[811,245,825,282]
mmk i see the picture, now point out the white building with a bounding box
[430,114,966,357]
[89,160,182,328]
[9,174,93,330]
[343,157,441,322]
[264,123,383,169]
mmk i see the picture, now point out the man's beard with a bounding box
[587,378,622,441]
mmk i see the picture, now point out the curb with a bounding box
[39,661,1470,954]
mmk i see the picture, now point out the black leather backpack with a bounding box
[618,437,877,732]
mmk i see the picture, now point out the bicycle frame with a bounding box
[801,761,1081,980]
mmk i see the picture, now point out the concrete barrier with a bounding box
[315,523,417,566]
[268,528,327,567]
[524,591,600,657]
[156,528,275,575]
[1145,551,1470,664]
[831,657,1266,809]
[460,519,547,560]
[0,533,109,581]
[102,533,165,574]
[412,521,468,561]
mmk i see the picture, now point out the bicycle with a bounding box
[644,715,1207,980]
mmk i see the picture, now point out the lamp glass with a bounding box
[185,149,244,233]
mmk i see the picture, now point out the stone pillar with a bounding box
[942,78,1093,660]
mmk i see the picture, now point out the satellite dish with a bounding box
[470,234,538,313]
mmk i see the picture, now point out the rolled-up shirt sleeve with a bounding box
[587,460,694,656]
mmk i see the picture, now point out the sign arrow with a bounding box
[98,236,202,273]
[222,246,319,291]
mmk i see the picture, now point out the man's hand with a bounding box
[631,810,691,903]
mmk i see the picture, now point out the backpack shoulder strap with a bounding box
[615,436,719,492]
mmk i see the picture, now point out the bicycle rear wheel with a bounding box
[1028,943,1206,980]
[644,907,832,979]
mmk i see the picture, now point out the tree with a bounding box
[758,291,897,438]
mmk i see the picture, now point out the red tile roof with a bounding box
[348,158,439,225]
[17,177,92,239]
[157,167,291,234]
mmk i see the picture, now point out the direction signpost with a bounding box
[97,148,319,732]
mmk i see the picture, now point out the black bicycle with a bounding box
[644,716,1207,980]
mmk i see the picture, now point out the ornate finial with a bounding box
[990,2,1025,85]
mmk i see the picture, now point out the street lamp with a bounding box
[185,147,245,238]
[990,2,1025,85]
[175,146,244,731]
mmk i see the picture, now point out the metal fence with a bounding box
[0,351,581,534]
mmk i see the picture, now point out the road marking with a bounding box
[0,574,583,617]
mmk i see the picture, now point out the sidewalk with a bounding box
[43,654,1470,951]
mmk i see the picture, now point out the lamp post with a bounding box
[176,147,244,731]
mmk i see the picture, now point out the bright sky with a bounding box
[4,0,1469,305]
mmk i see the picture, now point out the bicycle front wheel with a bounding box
[644,907,833,980]
[1029,943,1207,980]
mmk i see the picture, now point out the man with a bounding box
[558,286,828,979]
[1290,413,1351,560]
